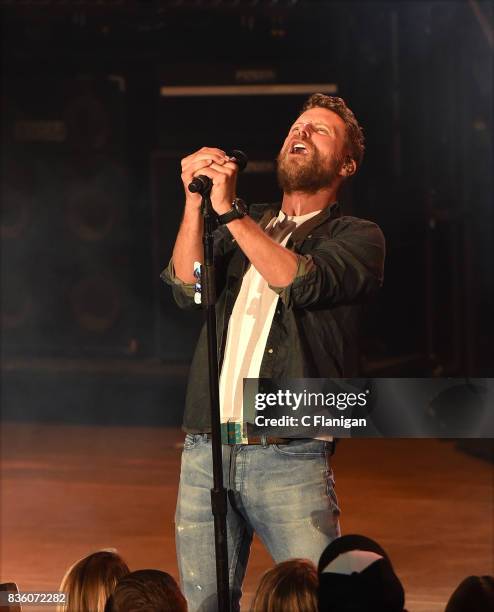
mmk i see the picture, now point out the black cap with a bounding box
[318,534,405,612]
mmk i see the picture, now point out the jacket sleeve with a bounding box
[269,218,385,310]
[160,224,236,311]
[160,259,200,311]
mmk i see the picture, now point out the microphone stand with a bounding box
[191,176,230,612]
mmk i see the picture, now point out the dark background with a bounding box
[1,0,492,426]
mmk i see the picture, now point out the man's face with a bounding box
[277,107,348,194]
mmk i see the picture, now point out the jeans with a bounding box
[175,435,341,612]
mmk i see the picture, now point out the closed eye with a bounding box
[315,125,334,135]
[290,124,333,136]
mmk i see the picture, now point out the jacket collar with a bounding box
[257,201,341,244]
[290,201,341,244]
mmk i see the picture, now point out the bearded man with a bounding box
[162,94,385,611]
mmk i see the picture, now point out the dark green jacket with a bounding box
[162,202,385,433]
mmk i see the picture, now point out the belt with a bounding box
[244,436,291,445]
[202,433,291,445]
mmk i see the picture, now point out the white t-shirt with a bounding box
[219,209,322,434]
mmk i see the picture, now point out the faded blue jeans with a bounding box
[175,435,340,612]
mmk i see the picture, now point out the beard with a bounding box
[276,144,343,195]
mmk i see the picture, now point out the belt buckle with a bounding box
[221,421,247,445]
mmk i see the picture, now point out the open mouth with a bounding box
[290,142,308,155]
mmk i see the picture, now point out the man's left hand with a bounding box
[192,155,239,215]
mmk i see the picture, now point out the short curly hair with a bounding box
[301,93,365,169]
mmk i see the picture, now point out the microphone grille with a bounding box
[230,149,248,172]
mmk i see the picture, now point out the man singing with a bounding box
[162,94,385,611]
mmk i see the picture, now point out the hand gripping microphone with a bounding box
[188,149,248,195]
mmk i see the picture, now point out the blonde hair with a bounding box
[57,549,129,612]
[250,558,318,612]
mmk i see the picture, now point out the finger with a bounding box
[194,166,230,182]
[181,149,228,170]
[208,160,238,175]
[182,151,227,167]
[194,164,236,180]
[200,146,228,157]
[182,158,227,181]
[194,166,238,187]
[182,158,215,179]
[182,146,226,161]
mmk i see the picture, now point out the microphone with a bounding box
[188,149,248,194]
[229,149,248,172]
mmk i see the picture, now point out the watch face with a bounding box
[233,198,248,216]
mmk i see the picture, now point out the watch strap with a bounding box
[217,198,247,225]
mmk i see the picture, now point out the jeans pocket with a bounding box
[183,433,201,450]
[272,438,327,457]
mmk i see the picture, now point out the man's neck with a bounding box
[281,187,338,216]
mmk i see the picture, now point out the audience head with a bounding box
[105,569,186,612]
[58,549,129,612]
[318,534,406,612]
[445,575,494,612]
[250,558,318,612]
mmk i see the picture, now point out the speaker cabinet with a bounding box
[1,73,145,357]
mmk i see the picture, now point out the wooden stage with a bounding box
[1,423,493,611]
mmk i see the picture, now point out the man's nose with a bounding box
[297,123,312,138]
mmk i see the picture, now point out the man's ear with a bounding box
[340,157,357,178]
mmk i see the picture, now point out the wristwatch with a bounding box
[217,198,248,225]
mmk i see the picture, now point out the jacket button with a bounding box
[267,348,274,354]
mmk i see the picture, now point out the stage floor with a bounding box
[1,423,493,611]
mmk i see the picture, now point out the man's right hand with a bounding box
[173,147,230,283]
[181,147,230,210]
